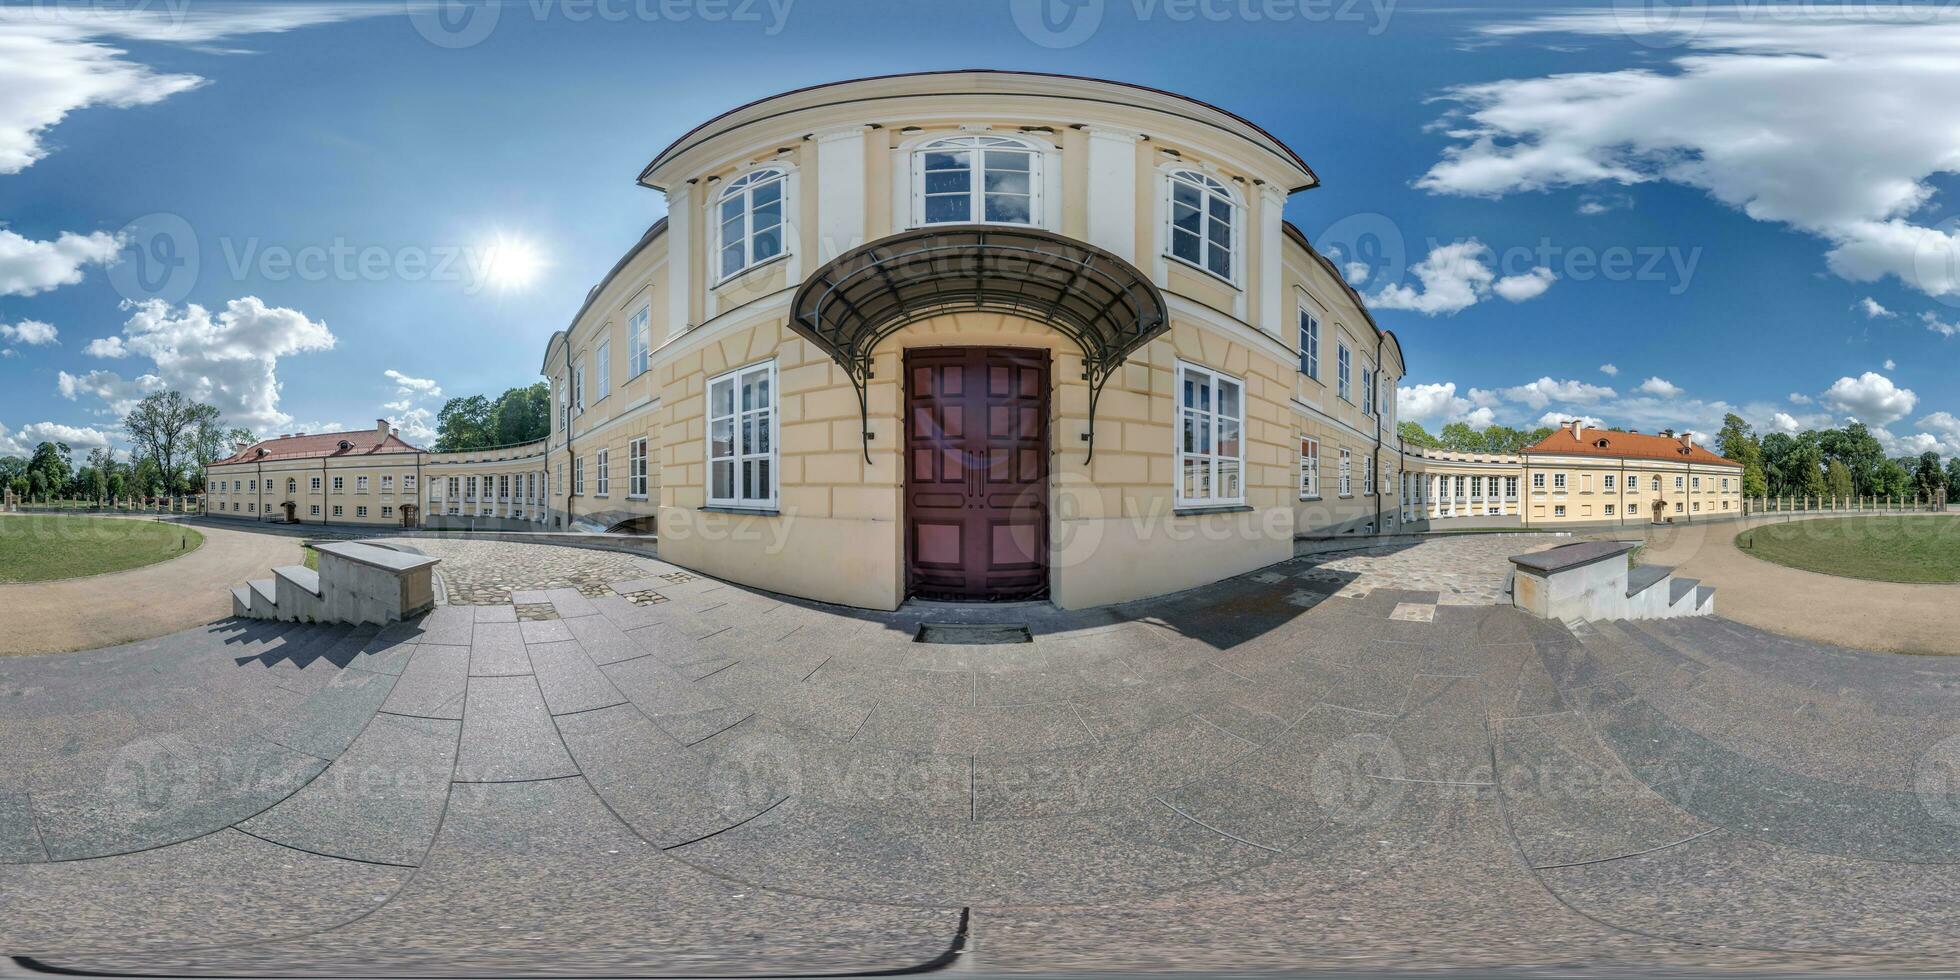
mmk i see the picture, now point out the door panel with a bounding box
[905,347,1049,600]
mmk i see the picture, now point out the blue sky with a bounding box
[3,0,1959,458]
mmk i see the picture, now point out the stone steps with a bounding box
[229,543,441,626]
[1510,541,1714,625]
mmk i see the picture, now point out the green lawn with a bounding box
[0,516,204,584]
[1737,516,1960,584]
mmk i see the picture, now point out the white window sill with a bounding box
[713,251,789,289]
[627,495,648,501]
[1164,252,1241,290]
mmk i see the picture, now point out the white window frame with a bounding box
[1164,169,1239,283]
[356,505,367,518]
[404,474,416,492]
[1299,437,1319,499]
[913,135,1041,227]
[595,449,610,497]
[355,476,369,493]
[1337,343,1352,402]
[628,306,651,377]
[1532,473,1546,490]
[1363,455,1376,496]
[331,476,344,491]
[1604,474,1616,490]
[573,456,585,496]
[1362,366,1375,416]
[1299,307,1319,379]
[707,360,779,509]
[573,362,586,415]
[1338,448,1353,497]
[1554,473,1568,490]
[715,167,790,281]
[629,437,648,498]
[595,338,612,402]
[332,504,343,517]
[1174,361,1245,508]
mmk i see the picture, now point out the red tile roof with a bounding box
[1522,425,1739,467]
[212,429,423,465]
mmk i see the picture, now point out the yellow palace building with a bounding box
[205,71,1735,611]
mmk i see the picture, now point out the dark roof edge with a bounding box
[1281,220,1403,375]
[541,217,667,375]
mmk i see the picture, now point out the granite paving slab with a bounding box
[237,713,459,866]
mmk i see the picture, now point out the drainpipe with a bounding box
[562,343,574,529]
[1372,332,1385,535]
[322,458,330,527]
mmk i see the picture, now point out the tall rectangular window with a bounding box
[574,457,585,496]
[629,437,648,497]
[1337,344,1351,401]
[708,361,777,508]
[1338,448,1353,497]
[573,363,586,414]
[596,449,610,496]
[1363,455,1375,495]
[1299,308,1319,379]
[1362,367,1375,416]
[596,339,612,401]
[466,476,477,499]
[356,476,369,493]
[1299,437,1319,499]
[1175,361,1244,506]
[404,474,415,493]
[1506,476,1519,498]
[628,306,650,377]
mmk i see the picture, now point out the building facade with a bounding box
[211,73,1739,611]
[204,422,427,527]
[528,71,1406,610]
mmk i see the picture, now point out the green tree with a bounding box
[1824,460,1854,499]
[1914,451,1943,498]
[28,441,71,499]
[123,390,203,494]
[1796,443,1827,499]
[1820,422,1885,495]
[434,394,495,452]
[1715,413,1768,497]
[490,383,550,446]
[1875,458,1914,498]
[1397,420,1440,449]
[1945,457,1960,503]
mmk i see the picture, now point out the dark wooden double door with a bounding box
[905,347,1049,601]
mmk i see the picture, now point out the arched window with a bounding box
[1166,170,1237,281]
[716,168,787,280]
[286,478,296,495]
[915,136,1039,226]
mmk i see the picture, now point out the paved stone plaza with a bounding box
[1293,533,1566,604]
[3,537,1959,975]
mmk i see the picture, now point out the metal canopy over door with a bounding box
[905,347,1049,601]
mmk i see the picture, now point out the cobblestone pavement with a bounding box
[1293,533,1567,606]
[4,537,1960,975]
[377,537,661,605]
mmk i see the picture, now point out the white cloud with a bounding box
[1917,411,1960,454]
[1397,381,1496,429]
[82,335,126,357]
[1537,412,1604,430]
[1636,376,1684,398]
[0,229,119,296]
[13,421,110,450]
[1886,430,1943,455]
[1598,363,1619,376]
[61,297,335,430]
[57,368,162,415]
[1789,392,1813,405]
[1492,265,1557,302]
[1418,12,1960,301]
[1502,376,1617,410]
[1577,191,1633,216]
[1343,261,1369,284]
[1858,297,1896,318]
[1884,358,1897,371]
[1364,240,1557,315]
[1925,311,1960,337]
[1823,371,1917,425]
[0,3,389,175]
[384,368,441,398]
[386,407,436,444]
[1769,411,1804,435]
[0,318,58,345]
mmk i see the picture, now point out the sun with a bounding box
[478,234,546,292]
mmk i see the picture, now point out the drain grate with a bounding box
[914,623,1033,645]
